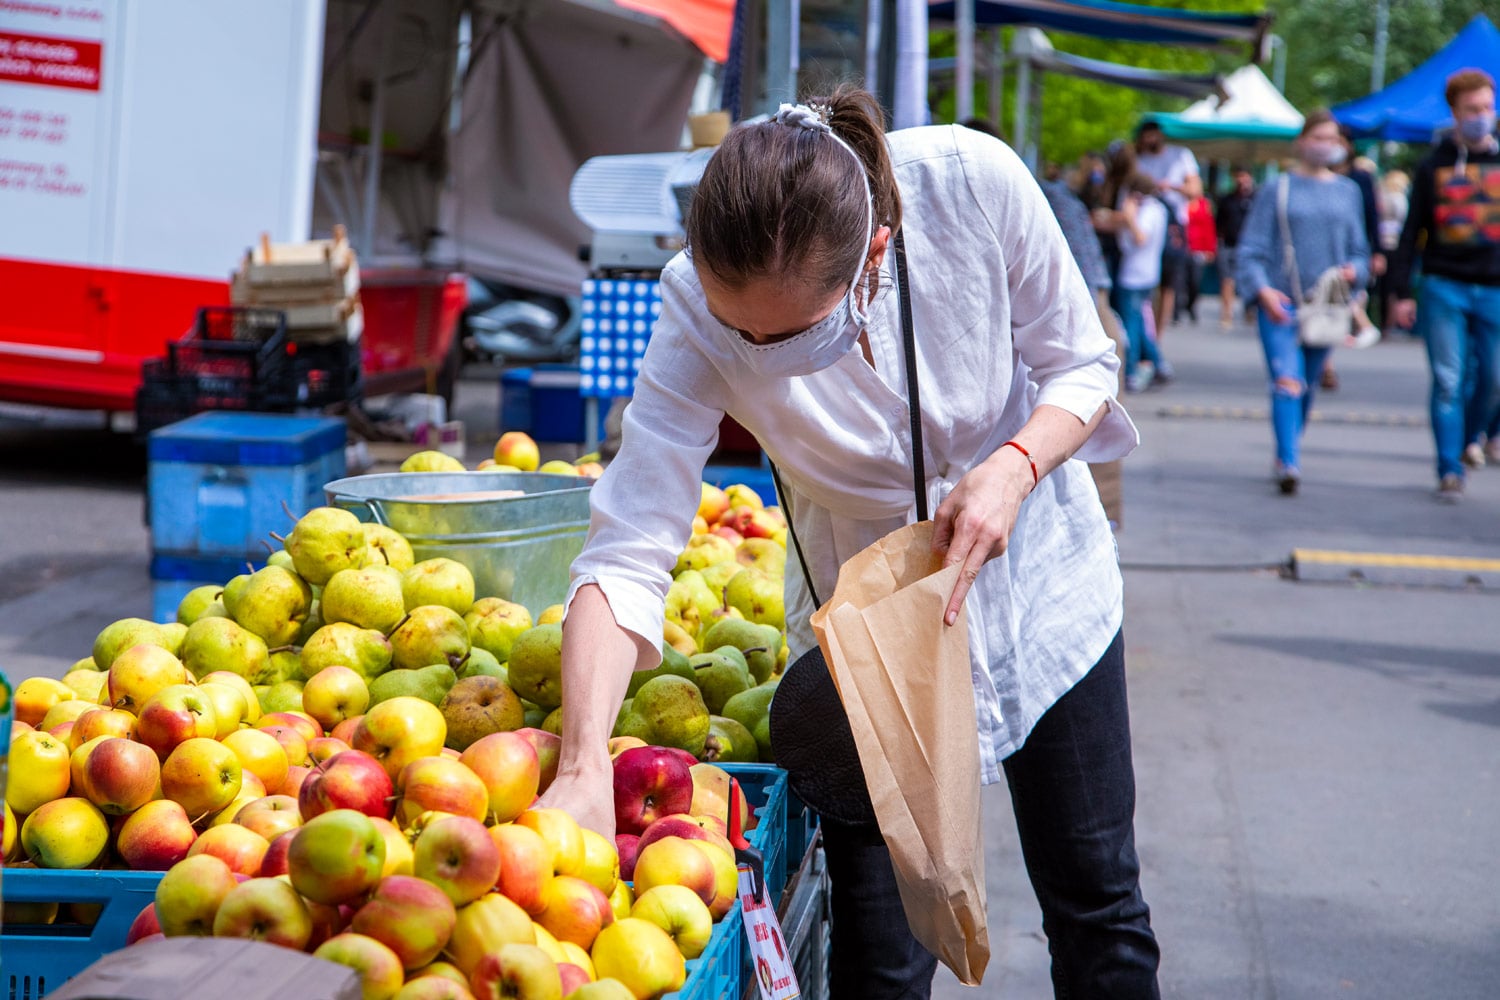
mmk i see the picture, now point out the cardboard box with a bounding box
[44,938,361,1000]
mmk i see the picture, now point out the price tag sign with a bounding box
[738,864,800,1000]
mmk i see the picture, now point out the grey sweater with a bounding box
[1236,172,1370,303]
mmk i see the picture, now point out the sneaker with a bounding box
[1150,369,1175,388]
[1125,372,1152,393]
[1437,474,1465,503]
[1348,324,1381,350]
[1275,463,1301,495]
[1463,443,1486,470]
[1320,367,1340,391]
[1486,439,1500,465]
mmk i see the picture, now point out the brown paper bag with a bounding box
[809,522,990,985]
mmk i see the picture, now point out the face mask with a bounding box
[1302,142,1345,168]
[1458,111,1496,144]
[722,103,876,379]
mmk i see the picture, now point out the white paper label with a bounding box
[738,863,800,1000]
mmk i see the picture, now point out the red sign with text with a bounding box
[0,31,102,92]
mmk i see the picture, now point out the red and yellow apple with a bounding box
[118,799,198,870]
[287,808,387,906]
[412,815,501,907]
[212,876,314,949]
[459,732,540,825]
[351,874,457,969]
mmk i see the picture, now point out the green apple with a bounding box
[287,809,386,906]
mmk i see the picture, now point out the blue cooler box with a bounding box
[147,413,346,558]
[150,552,264,624]
[500,365,608,444]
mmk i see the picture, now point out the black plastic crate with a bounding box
[284,339,362,408]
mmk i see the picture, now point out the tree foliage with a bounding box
[928,0,1489,166]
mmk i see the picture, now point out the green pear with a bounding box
[441,675,525,751]
[300,622,393,682]
[284,507,365,586]
[522,706,549,729]
[70,657,98,672]
[542,707,563,736]
[724,568,785,631]
[699,618,783,685]
[296,600,324,645]
[266,550,295,570]
[224,566,313,646]
[699,560,741,601]
[401,558,475,615]
[625,644,697,699]
[614,709,653,742]
[92,618,180,670]
[160,623,189,656]
[464,598,533,664]
[180,617,272,683]
[368,663,457,707]
[689,647,751,715]
[703,715,759,763]
[358,523,415,572]
[664,570,720,636]
[631,675,710,758]
[458,646,508,683]
[722,684,776,761]
[507,624,563,710]
[389,605,471,671]
[268,648,305,684]
[258,680,305,714]
[176,586,226,626]
[321,565,406,633]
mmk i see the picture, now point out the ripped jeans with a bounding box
[1258,305,1331,472]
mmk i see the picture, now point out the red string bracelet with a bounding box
[1001,440,1039,487]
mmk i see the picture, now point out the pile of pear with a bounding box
[608,482,790,770]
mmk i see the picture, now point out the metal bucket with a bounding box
[323,471,593,616]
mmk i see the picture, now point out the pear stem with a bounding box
[267,644,301,655]
[280,499,297,522]
[386,613,411,638]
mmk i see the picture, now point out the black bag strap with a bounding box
[771,229,925,610]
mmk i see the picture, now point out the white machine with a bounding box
[569,149,715,274]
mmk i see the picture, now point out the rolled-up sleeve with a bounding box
[565,270,726,647]
[959,132,1138,463]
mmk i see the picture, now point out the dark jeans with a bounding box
[822,630,1159,999]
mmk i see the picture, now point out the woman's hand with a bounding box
[931,446,1035,627]
[536,753,616,839]
[1259,287,1293,325]
[1339,263,1357,284]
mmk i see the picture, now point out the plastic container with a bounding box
[286,339,363,408]
[147,412,347,560]
[500,365,608,444]
[166,307,291,396]
[702,463,776,507]
[670,763,790,1000]
[1,869,164,1000]
[149,552,264,624]
[324,470,593,617]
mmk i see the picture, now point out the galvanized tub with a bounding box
[323,471,593,616]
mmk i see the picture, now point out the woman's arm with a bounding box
[1234,185,1291,322]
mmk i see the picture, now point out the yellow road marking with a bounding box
[1292,549,1500,573]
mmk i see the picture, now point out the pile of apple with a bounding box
[396,430,604,480]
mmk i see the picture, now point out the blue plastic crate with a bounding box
[147,412,346,559]
[580,278,659,399]
[702,463,777,509]
[150,552,264,624]
[670,763,790,1000]
[500,365,609,444]
[2,868,164,999]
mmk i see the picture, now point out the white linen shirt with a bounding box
[566,125,1139,783]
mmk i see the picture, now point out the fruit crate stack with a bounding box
[230,228,364,408]
[146,412,347,623]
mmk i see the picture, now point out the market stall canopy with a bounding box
[928,0,1269,55]
[314,0,711,297]
[613,0,734,62]
[1143,63,1302,162]
[1333,15,1500,143]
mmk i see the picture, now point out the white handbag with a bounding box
[1277,175,1351,349]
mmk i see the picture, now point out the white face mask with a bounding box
[720,103,876,379]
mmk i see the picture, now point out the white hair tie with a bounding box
[774,103,832,134]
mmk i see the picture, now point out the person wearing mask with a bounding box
[1375,169,1410,334]
[1134,121,1202,335]
[545,88,1159,998]
[1320,125,1383,390]
[1077,151,1107,211]
[1236,110,1371,495]
[1092,139,1138,287]
[1184,192,1218,323]
[1390,69,1500,501]
[1215,166,1257,328]
[1106,173,1172,392]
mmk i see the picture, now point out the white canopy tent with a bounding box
[1146,63,1303,163]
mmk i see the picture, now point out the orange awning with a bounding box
[613,0,735,62]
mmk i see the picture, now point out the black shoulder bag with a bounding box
[767,230,927,827]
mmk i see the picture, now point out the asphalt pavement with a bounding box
[0,300,1496,998]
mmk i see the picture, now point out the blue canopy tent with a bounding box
[1334,15,1500,143]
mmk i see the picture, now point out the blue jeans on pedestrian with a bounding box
[1257,306,1330,472]
[1117,287,1163,379]
[1461,306,1500,448]
[822,630,1159,999]
[1422,273,1500,478]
